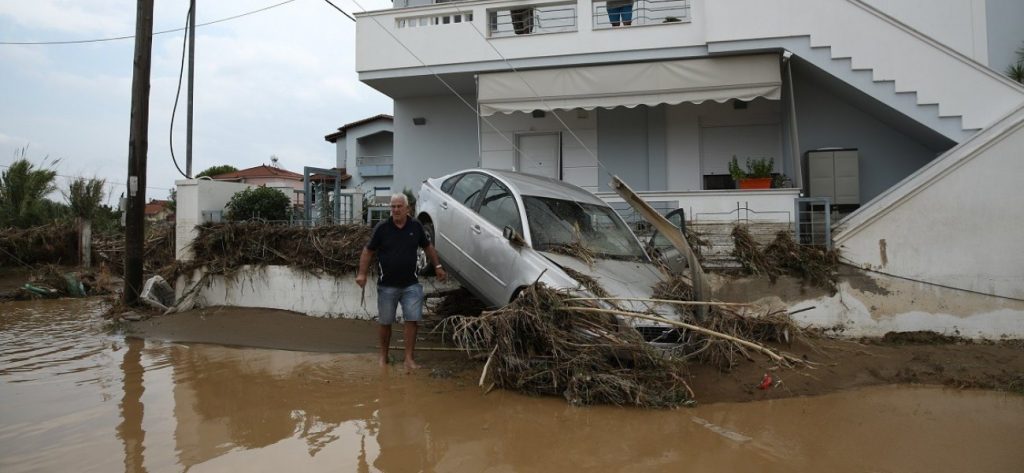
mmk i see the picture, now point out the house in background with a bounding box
[353,0,1024,324]
[325,114,395,201]
[144,199,174,222]
[208,163,352,207]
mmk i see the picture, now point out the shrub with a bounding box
[225,186,290,222]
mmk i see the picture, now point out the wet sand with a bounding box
[129,305,1024,404]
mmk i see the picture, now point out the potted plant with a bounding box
[728,156,774,189]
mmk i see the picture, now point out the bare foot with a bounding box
[379,356,389,367]
[404,360,421,372]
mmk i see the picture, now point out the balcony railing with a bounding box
[357,155,393,177]
[592,0,691,29]
[487,2,577,38]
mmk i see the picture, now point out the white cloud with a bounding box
[0,0,395,198]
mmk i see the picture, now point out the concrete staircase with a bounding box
[688,222,793,271]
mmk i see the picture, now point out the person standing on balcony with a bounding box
[607,0,633,26]
[356,193,446,370]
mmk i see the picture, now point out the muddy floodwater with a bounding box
[2,299,1023,472]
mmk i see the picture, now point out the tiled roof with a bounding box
[210,165,304,181]
[144,200,171,216]
[324,114,393,143]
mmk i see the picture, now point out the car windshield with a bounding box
[523,196,646,260]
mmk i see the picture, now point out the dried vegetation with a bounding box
[731,226,839,291]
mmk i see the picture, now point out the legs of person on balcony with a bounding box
[511,8,534,35]
[607,1,633,27]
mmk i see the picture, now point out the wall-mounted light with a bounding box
[576,109,589,119]
[531,110,545,118]
[413,117,427,125]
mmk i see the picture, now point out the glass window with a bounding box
[478,180,522,234]
[441,174,462,194]
[523,196,646,259]
[449,173,488,208]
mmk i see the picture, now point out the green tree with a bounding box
[0,151,60,228]
[65,177,106,220]
[196,165,239,178]
[225,186,290,221]
[1007,42,1024,84]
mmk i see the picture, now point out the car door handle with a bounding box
[471,224,482,234]
[441,201,448,210]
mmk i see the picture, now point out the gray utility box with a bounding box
[808,149,860,205]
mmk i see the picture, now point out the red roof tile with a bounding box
[210,165,303,181]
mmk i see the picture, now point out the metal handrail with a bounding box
[488,2,578,38]
[592,0,690,29]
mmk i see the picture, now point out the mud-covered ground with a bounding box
[128,306,1024,405]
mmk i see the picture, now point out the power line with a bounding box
[0,163,174,191]
[168,4,192,179]
[346,0,532,164]
[0,0,299,45]
[321,0,356,21]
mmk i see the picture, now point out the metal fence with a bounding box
[794,197,832,249]
[592,0,691,29]
[488,2,577,37]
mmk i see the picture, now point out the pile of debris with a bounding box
[441,282,806,408]
[0,223,77,267]
[181,222,372,278]
[732,225,839,291]
[1,265,120,301]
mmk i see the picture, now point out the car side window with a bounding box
[478,179,523,234]
[449,173,488,208]
[441,174,462,194]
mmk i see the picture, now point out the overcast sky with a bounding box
[0,0,393,206]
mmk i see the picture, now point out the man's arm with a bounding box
[356,247,374,288]
[425,245,447,282]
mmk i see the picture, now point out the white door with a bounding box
[516,133,561,179]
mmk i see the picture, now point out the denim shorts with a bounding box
[377,283,424,325]
[607,4,633,23]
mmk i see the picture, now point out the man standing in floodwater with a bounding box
[356,193,446,370]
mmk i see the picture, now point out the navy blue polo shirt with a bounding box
[367,218,430,288]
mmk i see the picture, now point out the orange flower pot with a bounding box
[738,177,772,189]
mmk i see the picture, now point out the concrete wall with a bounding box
[986,0,1024,76]
[834,105,1024,299]
[393,94,480,195]
[861,0,989,63]
[174,179,252,261]
[717,269,1024,339]
[793,69,948,204]
[481,109,599,192]
[176,265,458,319]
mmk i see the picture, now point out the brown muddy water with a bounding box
[2,299,1023,472]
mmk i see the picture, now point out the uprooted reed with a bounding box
[732,226,839,291]
[184,222,372,277]
[440,280,809,408]
[442,283,695,408]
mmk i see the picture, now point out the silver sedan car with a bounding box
[417,169,682,342]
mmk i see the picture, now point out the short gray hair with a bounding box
[390,193,409,206]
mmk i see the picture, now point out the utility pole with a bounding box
[186,0,196,178]
[124,0,155,306]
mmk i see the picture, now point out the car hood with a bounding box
[540,252,676,318]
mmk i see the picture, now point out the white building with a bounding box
[353,0,1024,307]
[324,114,395,200]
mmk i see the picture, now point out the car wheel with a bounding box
[418,221,436,277]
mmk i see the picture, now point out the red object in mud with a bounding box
[758,373,773,390]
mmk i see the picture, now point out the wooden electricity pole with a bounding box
[124,0,155,306]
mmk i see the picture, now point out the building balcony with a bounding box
[356,0,701,81]
[357,155,394,177]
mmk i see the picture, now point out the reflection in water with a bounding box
[1,298,1023,472]
[117,338,147,473]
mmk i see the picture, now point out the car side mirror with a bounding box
[503,225,525,246]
